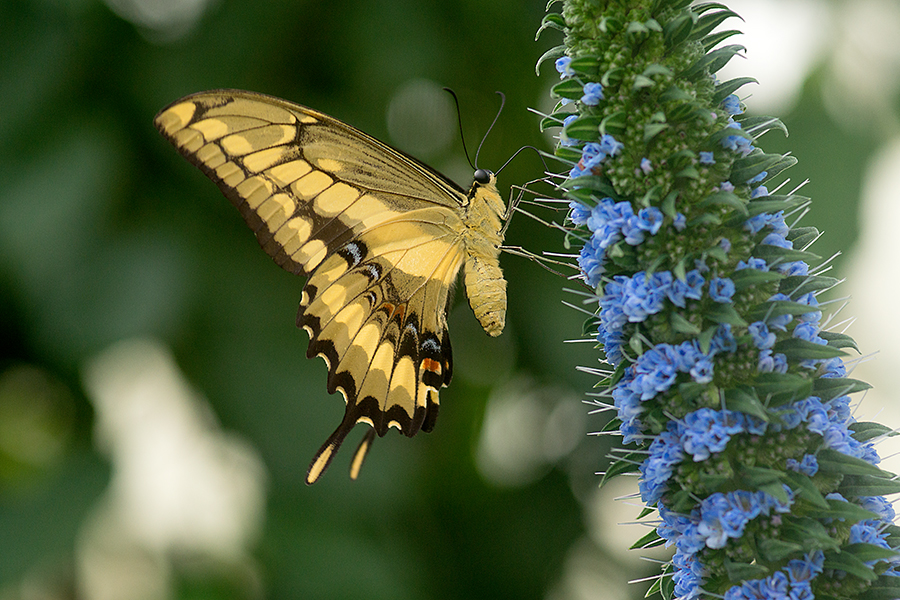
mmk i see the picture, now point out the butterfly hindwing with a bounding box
[155,89,506,483]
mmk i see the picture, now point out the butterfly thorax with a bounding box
[461,171,507,337]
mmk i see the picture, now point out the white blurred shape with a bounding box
[822,0,900,134]
[715,0,830,114]
[102,0,214,42]
[476,376,585,487]
[844,137,900,476]
[545,537,631,600]
[79,338,267,600]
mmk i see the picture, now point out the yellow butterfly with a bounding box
[154,89,508,484]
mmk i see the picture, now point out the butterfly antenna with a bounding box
[443,87,476,170]
[496,145,549,176]
[475,91,506,168]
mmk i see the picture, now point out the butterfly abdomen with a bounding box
[464,252,507,336]
[462,175,507,337]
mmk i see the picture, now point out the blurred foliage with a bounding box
[0,0,886,598]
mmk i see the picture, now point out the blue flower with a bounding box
[568,201,591,225]
[599,133,623,156]
[711,323,736,354]
[748,170,767,184]
[861,496,896,521]
[779,260,808,276]
[637,206,664,234]
[749,321,775,349]
[667,269,705,307]
[736,257,768,271]
[555,56,574,78]
[578,236,605,287]
[722,94,743,115]
[699,151,715,165]
[640,157,653,174]
[721,124,753,155]
[709,277,735,303]
[559,114,579,147]
[673,212,686,231]
[579,142,606,170]
[751,185,769,198]
[580,82,604,105]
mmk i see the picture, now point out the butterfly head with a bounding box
[473,168,493,185]
[468,168,499,202]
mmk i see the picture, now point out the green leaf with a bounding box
[813,377,871,401]
[555,146,582,162]
[536,44,566,76]
[840,475,900,498]
[630,529,666,550]
[817,448,888,478]
[714,77,757,104]
[643,63,673,79]
[535,12,566,40]
[601,111,627,135]
[731,151,789,185]
[752,372,812,406]
[600,417,621,434]
[744,195,810,218]
[723,386,769,422]
[633,75,655,90]
[818,331,861,353]
[705,124,754,150]
[753,244,821,265]
[747,299,822,322]
[773,338,846,361]
[850,422,898,443]
[569,55,601,75]
[659,85,694,103]
[600,452,643,485]
[779,275,840,298]
[551,78,586,100]
[820,496,881,522]
[823,551,878,581]
[689,8,741,42]
[663,11,696,48]
[724,560,769,582]
[564,115,603,140]
[730,267,783,292]
[560,174,618,198]
[675,165,700,180]
[644,122,670,142]
[785,470,828,508]
[702,29,742,52]
[860,576,900,600]
[601,66,625,87]
[740,115,790,138]
[786,226,819,248]
[739,465,785,488]
[760,154,798,181]
[539,110,573,132]
[698,190,747,214]
[671,312,701,335]
[706,303,748,327]
[758,538,803,562]
[782,517,838,550]
[680,44,745,80]
[845,543,900,564]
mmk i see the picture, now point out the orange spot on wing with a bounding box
[421,358,442,376]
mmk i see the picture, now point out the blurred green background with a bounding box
[1,0,897,599]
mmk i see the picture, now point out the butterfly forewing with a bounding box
[155,89,505,483]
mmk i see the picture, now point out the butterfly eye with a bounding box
[473,169,492,184]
